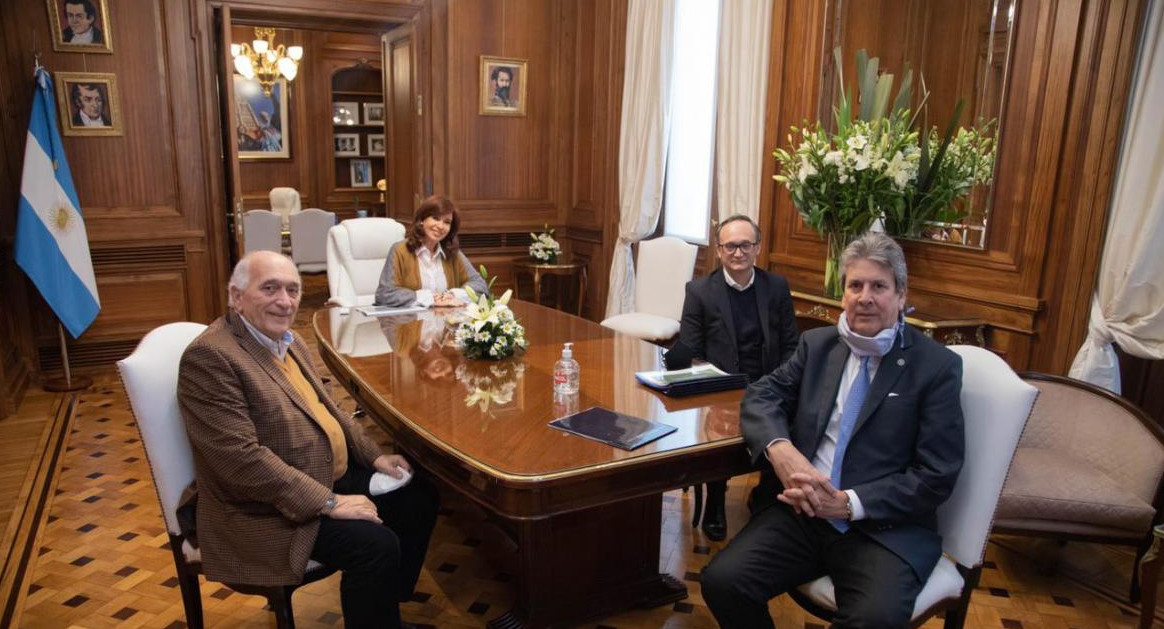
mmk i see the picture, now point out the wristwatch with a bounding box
[321,493,337,515]
[843,493,853,521]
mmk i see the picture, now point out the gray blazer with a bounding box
[741,324,964,579]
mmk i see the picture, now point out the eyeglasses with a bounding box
[718,241,758,254]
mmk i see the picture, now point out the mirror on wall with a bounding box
[820,0,1017,249]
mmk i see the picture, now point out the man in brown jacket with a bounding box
[178,250,438,628]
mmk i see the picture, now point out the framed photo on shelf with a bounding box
[45,0,113,54]
[332,101,359,126]
[363,102,385,126]
[55,71,122,137]
[479,55,527,116]
[367,134,385,156]
[350,159,373,188]
[334,133,359,157]
[234,76,290,159]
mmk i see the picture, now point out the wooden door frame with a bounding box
[196,0,423,308]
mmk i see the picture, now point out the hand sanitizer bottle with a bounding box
[553,342,580,395]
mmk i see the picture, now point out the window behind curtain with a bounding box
[662,0,721,245]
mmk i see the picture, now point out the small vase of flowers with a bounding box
[529,225,562,264]
[453,266,528,360]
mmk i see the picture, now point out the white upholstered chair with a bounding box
[269,186,302,229]
[242,209,282,254]
[289,208,336,273]
[600,236,698,342]
[790,345,1038,629]
[325,217,407,307]
[118,322,334,629]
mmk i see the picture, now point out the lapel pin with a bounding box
[897,358,905,367]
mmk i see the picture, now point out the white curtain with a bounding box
[604,0,677,318]
[1069,0,1164,392]
[715,0,773,223]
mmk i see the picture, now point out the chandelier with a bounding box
[231,27,303,96]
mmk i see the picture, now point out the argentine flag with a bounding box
[15,68,100,338]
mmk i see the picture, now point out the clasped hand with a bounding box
[766,441,850,520]
[328,455,413,524]
[432,291,463,308]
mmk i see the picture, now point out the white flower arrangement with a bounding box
[453,266,528,360]
[529,225,561,263]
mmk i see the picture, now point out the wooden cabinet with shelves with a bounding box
[330,65,385,200]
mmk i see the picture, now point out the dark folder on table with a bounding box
[548,407,676,451]
[634,363,748,397]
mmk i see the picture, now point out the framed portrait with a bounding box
[46,0,113,54]
[332,102,358,126]
[367,134,386,156]
[234,76,290,160]
[350,159,373,188]
[363,102,385,126]
[334,133,360,157]
[55,72,121,137]
[479,56,527,116]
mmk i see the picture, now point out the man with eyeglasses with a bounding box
[678,215,800,541]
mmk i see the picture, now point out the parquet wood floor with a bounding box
[6,274,1162,628]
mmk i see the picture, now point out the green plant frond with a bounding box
[834,46,848,115]
[893,67,914,115]
[871,73,894,121]
[919,98,966,192]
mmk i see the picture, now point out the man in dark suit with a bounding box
[678,215,799,540]
[178,250,438,629]
[70,83,111,127]
[701,232,964,628]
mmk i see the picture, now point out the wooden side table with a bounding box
[790,291,989,347]
[513,259,588,317]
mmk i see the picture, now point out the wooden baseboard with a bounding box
[0,394,75,628]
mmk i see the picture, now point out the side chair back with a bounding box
[118,322,333,629]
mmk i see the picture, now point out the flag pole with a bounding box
[42,322,91,392]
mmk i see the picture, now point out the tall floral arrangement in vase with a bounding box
[774,48,996,298]
[453,266,528,360]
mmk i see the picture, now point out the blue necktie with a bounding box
[829,356,870,532]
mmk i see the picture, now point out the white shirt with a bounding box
[239,313,294,360]
[79,110,106,127]
[69,29,95,44]
[767,352,881,521]
[414,245,449,307]
[723,268,755,291]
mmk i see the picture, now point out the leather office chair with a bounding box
[600,236,698,343]
[118,323,335,629]
[242,209,283,254]
[325,217,407,307]
[289,208,336,273]
[790,345,1038,629]
[994,372,1164,603]
[269,186,302,230]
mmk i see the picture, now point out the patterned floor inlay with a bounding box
[9,274,1163,628]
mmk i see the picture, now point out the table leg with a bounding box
[487,493,686,629]
[532,269,543,307]
[577,266,588,318]
[1140,525,1164,629]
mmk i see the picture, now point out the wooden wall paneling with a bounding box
[384,23,421,217]
[1028,0,1147,373]
[759,0,1145,373]
[567,0,626,321]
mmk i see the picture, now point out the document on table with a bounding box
[355,305,428,317]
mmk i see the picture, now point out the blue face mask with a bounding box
[837,310,902,357]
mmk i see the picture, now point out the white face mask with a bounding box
[837,311,901,357]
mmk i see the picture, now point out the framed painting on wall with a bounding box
[479,56,527,116]
[55,71,122,137]
[234,76,290,159]
[45,0,113,54]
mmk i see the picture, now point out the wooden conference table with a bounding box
[315,302,753,628]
